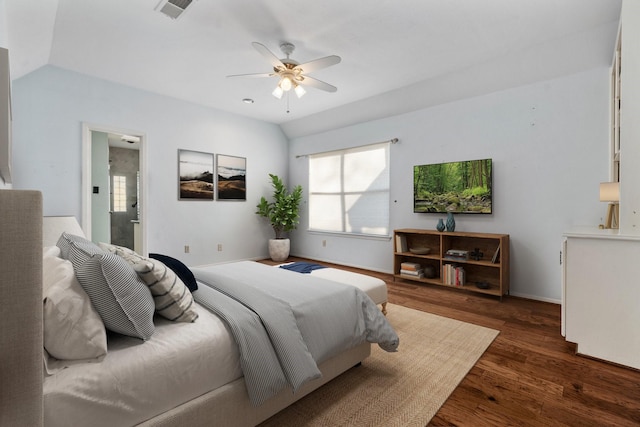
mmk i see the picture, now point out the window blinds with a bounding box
[308,141,390,237]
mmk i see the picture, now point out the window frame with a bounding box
[307,142,391,238]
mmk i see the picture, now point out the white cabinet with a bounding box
[562,229,640,370]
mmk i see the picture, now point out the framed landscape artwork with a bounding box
[217,154,246,200]
[178,149,214,200]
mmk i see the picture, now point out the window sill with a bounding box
[307,230,391,241]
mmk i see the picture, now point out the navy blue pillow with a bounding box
[148,253,198,292]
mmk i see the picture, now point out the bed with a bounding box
[0,189,398,427]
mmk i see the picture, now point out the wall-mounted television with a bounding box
[414,158,492,214]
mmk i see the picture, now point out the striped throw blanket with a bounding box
[192,261,398,405]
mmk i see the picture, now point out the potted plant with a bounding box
[256,173,303,261]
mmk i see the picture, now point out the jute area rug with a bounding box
[260,303,499,427]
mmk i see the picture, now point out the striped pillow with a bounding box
[99,243,198,322]
[67,240,105,271]
[74,252,155,340]
[57,232,96,259]
[149,253,198,292]
[99,243,145,265]
[132,259,198,322]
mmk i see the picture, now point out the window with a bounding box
[308,142,390,237]
[112,175,127,212]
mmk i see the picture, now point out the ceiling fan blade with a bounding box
[295,55,341,73]
[226,72,275,78]
[251,42,285,69]
[298,76,337,93]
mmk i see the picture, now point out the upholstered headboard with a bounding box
[0,190,44,426]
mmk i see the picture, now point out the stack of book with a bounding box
[400,262,424,278]
[444,249,469,261]
[442,264,465,287]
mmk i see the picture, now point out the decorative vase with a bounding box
[446,212,456,232]
[268,238,290,262]
[436,218,445,232]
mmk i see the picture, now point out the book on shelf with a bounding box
[400,269,424,276]
[442,264,465,287]
[491,244,501,263]
[444,249,469,261]
[395,234,408,253]
[446,249,469,257]
[400,270,424,279]
[400,261,421,271]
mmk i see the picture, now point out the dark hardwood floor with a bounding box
[261,257,640,426]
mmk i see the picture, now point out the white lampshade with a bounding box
[272,86,284,99]
[294,84,306,98]
[600,182,620,202]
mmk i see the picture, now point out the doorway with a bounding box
[82,123,147,255]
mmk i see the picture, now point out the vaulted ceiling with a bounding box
[3,0,622,138]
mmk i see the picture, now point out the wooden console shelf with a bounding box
[393,229,509,299]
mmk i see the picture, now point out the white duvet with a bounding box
[43,304,242,427]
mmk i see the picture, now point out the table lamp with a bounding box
[600,182,619,229]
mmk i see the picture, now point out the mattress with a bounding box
[309,268,387,306]
[278,262,388,306]
[43,303,242,427]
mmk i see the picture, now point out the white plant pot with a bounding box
[268,238,290,262]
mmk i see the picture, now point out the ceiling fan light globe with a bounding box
[280,76,293,91]
[272,86,284,99]
[294,84,306,98]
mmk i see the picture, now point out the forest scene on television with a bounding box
[414,159,492,214]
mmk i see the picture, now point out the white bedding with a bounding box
[43,257,393,426]
[43,303,242,427]
[277,262,388,306]
[308,268,387,306]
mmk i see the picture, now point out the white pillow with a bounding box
[132,258,199,323]
[42,247,107,373]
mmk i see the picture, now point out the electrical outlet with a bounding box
[184,245,190,253]
[322,240,327,247]
[217,244,222,252]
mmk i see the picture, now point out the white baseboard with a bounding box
[508,292,560,305]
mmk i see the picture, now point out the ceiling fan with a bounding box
[228,42,341,100]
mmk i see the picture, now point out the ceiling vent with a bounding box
[156,0,194,20]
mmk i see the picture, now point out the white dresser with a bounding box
[562,228,640,370]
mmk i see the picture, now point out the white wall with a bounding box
[9,63,614,302]
[619,0,640,234]
[289,68,610,302]
[90,131,110,245]
[11,65,289,266]
[0,0,7,48]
